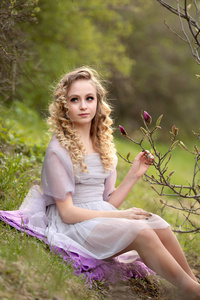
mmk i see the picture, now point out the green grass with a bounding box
[0,103,199,299]
[0,104,101,300]
[1,101,49,143]
[0,224,100,300]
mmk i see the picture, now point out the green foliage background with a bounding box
[1,0,199,138]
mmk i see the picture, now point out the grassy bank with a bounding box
[0,103,199,299]
[0,104,101,299]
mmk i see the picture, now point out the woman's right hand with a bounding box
[118,207,152,220]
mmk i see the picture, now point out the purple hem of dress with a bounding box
[0,210,155,285]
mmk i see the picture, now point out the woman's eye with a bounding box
[70,97,78,102]
[87,96,94,101]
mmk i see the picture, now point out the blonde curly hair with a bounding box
[48,66,116,173]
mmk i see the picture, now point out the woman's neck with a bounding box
[82,138,96,154]
[75,125,97,154]
[74,121,91,136]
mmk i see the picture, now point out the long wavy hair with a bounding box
[48,66,116,172]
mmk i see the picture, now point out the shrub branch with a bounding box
[156,0,200,64]
[118,112,200,233]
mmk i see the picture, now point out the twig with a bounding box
[156,0,200,63]
[118,112,200,233]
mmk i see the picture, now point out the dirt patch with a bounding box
[97,257,200,300]
[99,276,179,300]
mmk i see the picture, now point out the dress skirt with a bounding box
[0,146,170,284]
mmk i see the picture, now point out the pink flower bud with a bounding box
[143,111,152,125]
[144,111,150,121]
[119,125,127,136]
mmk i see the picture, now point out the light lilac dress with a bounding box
[0,135,170,283]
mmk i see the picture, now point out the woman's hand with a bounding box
[118,207,152,220]
[107,150,154,209]
[129,150,154,180]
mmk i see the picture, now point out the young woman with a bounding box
[1,67,200,299]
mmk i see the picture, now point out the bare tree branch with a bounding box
[118,112,200,233]
[156,0,200,63]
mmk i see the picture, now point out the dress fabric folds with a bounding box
[0,136,170,284]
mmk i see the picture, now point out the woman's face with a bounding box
[67,79,97,130]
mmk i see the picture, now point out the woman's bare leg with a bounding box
[119,229,200,298]
[154,227,197,281]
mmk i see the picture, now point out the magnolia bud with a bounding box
[144,111,152,125]
[119,125,127,136]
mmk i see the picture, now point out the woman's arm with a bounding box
[108,151,154,208]
[55,151,153,224]
[55,192,151,224]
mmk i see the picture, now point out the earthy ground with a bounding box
[0,241,199,300]
[97,256,200,300]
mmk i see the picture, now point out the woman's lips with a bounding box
[79,113,89,117]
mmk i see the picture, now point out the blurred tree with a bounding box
[0,0,39,100]
[1,0,199,137]
[110,0,200,138]
[18,0,135,112]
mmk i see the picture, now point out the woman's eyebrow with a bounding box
[68,92,95,98]
[68,94,78,97]
[86,93,95,96]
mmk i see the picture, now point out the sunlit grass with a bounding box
[0,117,100,298]
[0,224,100,300]
[0,105,101,299]
[2,101,48,143]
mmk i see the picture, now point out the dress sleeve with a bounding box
[41,146,75,201]
[103,155,118,202]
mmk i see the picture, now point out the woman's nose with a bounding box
[80,99,87,109]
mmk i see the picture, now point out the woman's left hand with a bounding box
[129,150,154,180]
